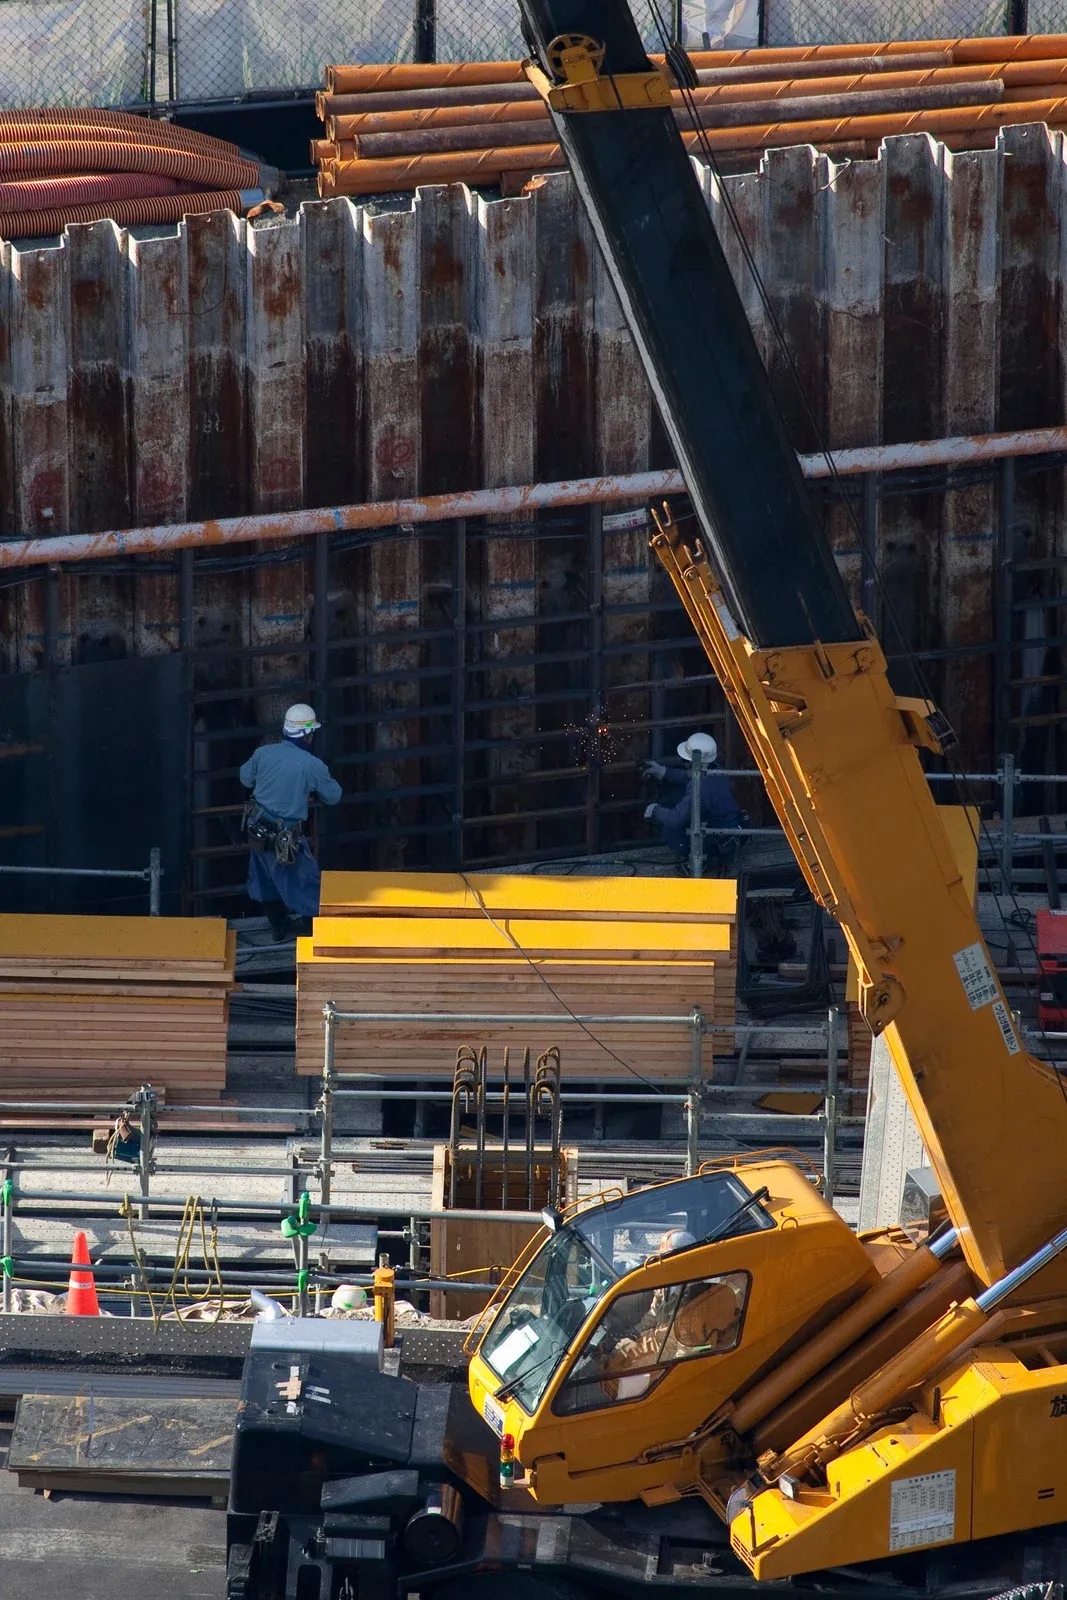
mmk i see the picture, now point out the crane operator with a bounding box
[641,731,743,872]
[240,703,342,941]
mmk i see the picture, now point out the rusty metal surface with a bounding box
[2,131,1067,887]
[2,429,1067,572]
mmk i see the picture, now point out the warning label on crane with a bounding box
[888,1469,956,1552]
[953,942,999,1010]
[991,998,1022,1055]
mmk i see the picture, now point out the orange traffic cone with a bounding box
[65,1230,100,1316]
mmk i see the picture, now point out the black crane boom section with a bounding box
[518,0,862,650]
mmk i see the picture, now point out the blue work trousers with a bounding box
[246,838,321,918]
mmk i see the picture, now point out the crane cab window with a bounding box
[479,1174,767,1415]
[553,1271,750,1415]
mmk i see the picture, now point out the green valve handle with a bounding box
[281,1191,316,1240]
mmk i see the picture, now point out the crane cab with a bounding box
[467,1161,879,1507]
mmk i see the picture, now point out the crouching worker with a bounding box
[240,704,342,941]
[642,731,743,873]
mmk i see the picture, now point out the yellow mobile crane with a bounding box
[463,0,1067,1583]
[226,6,1067,1598]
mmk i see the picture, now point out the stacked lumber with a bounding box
[0,915,235,1104]
[312,35,1067,198]
[0,109,266,240]
[296,872,736,1079]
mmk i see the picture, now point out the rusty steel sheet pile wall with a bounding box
[0,124,1066,903]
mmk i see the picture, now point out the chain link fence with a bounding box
[763,1,1011,46]
[172,0,413,103]
[0,0,151,107]
[0,0,1059,108]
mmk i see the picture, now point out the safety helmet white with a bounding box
[677,732,717,764]
[283,703,322,738]
[659,1229,697,1254]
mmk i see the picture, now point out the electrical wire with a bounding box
[458,870,669,1093]
[632,0,1067,1107]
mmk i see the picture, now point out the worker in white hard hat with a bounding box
[640,731,742,871]
[239,705,342,941]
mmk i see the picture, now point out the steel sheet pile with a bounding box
[312,32,1067,197]
[0,108,265,240]
[295,871,737,1079]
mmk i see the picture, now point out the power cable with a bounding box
[458,869,669,1093]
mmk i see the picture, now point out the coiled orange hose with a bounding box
[0,173,183,214]
[0,120,238,157]
[0,189,245,240]
[0,107,239,155]
[0,141,258,188]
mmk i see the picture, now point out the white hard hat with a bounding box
[677,732,717,764]
[659,1229,697,1254]
[331,1283,368,1312]
[283,703,322,737]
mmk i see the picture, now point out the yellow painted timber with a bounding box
[318,870,736,921]
[0,914,231,964]
[297,941,721,971]
[309,915,732,958]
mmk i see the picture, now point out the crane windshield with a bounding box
[479,1172,771,1414]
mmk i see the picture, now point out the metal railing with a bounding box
[319,1001,853,1198]
[0,846,163,915]
[687,755,1067,894]
[0,1003,857,1317]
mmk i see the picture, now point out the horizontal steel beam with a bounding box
[2,425,1066,570]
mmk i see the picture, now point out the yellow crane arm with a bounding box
[652,506,1067,1288]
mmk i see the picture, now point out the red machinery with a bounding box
[1037,907,1067,1029]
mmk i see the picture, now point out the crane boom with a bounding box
[518,0,1067,1288]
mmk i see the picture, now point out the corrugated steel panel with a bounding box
[1,130,1067,880]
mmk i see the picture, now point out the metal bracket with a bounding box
[525,33,671,113]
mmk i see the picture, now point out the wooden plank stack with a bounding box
[0,914,235,1106]
[296,872,736,1080]
[311,35,1067,198]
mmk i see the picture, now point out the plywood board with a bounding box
[320,870,737,922]
[311,915,732,959]
[0,914,231,963]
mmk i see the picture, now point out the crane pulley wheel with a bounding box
[545,33,605,82]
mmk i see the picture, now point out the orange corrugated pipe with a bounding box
[0,119,238,156]
[0,189,245,241]
[675,91,1067,152]
[679,34,1067,66]
[321,38,1067,96]
[325,65,1018,139]
[325,60,526,94]
[0,141,258,188]
[0,121,239,157]
[0,108,239,154]
[319,96,1067,196]
[0,172,183,214]
[319,144,565,196]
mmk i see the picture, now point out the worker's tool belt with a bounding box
[243,804,304,866]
